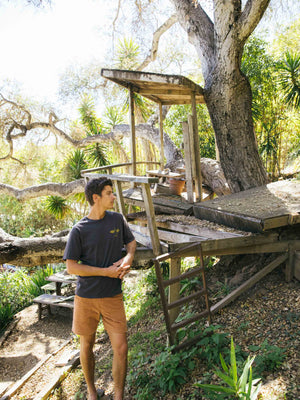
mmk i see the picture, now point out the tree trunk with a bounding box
[205,68,268,192]
[171,0,270,193]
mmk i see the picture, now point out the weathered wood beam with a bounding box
[82,173,159,184]
[210,254,289,314]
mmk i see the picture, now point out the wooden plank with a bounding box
[114,180,127,216]
[168,258,181,324]
[154,259,174,344]
[193,205,264,233]
[0,354,52,400]
[141,183,162,256]
[83,173,159,184]
[101,69,204,95]
[190,93,202,201]
[159,102,164,169]
[123,187,193,215]
[159,232,280,261]
[55,349,80,367]
[169,238,300,255]
[33,357,80,400]
[81,161,160,174]
[182,121,194,203]
[171,309,209,331]
[33,294,74,309]
[129,86,137,176]
[129,223,205,244]
[263,215,291,231]
[294,251,300,281]
[211,254,288,314]
[155,220,244,240]
[285,244,295,282]
[168,289,206,310]
[163,267,204,287]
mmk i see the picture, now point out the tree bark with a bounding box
[171,0,270,192]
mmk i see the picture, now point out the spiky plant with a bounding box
[278,51,300,109]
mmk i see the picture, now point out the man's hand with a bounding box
[110,257,131,280]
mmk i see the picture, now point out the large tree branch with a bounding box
[237,0,271,44]
[170,0,215,77]
[137,13,178,71]
[0,227,153,268]
[0,179,85,201]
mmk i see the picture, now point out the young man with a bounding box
[63,177,136,400]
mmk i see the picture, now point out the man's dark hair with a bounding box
[85,177,113,205]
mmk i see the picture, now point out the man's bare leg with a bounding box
[108,332,128,400]
[80,333,98,400]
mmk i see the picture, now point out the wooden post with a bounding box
[285,243,295,282]
[168,258,181,325]
[190,91,202,201]
[114,180,127,217]
[129,86,137,176]
[182,121,194,203]
[159,102,164,170]
[141,183,161,257]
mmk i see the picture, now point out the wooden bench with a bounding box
[33,294,74,320]
[41,282,68,293]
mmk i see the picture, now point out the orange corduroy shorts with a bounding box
[72,293,127,336]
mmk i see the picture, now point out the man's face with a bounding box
[98,185,116,210]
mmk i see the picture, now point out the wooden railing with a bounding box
[81,161,160,176]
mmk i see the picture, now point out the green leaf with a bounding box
[220,353,229,373]
[239,356,255,391]
[215,369,235,388]
[195,383,236,394]
[230,337,238,384]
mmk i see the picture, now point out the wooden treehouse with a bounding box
[82,69,300,350]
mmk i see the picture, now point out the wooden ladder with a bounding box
[154,243,211,351]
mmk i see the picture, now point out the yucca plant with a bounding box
[278,51,300,109]
[45,196,70,219]
[195,337,262,400]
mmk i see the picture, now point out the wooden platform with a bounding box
[123,187,193,215]
[193,180,300,233]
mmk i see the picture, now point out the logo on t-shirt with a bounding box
[109,228,120,238]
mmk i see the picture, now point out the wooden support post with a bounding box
[154,259,174,345]
[285,243,295,282]
[168,258,181,325]
[159,102,164,170]
[211,253,288,314]
[129,86,137,177]
[190,91,202,201]
[141,183,161,257]
[114,180,127,217]
[182,121,194,203]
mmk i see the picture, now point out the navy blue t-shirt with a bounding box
[63,211,135,298]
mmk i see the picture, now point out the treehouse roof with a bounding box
[101,69,205,105]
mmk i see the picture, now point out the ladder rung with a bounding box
[171,309,209,331]
[167,289,206,310]
[162,267,204,288]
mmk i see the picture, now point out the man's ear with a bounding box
[92,193,100,204]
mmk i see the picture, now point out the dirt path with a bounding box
[0,303,73,396]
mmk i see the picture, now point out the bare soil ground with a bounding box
[0,266,299,400]
[0,304,73,396]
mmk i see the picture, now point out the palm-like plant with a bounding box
[195,337,262,400]
[79,94,103,135]
[45,196,70,219]
[277,52,300,109]
[115,37,140,70]
[103,106,126,129]
[66,149,88,180]
[78,95,110,168]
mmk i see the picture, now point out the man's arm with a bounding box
[66,259,123,278]
[114,239,137,279]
